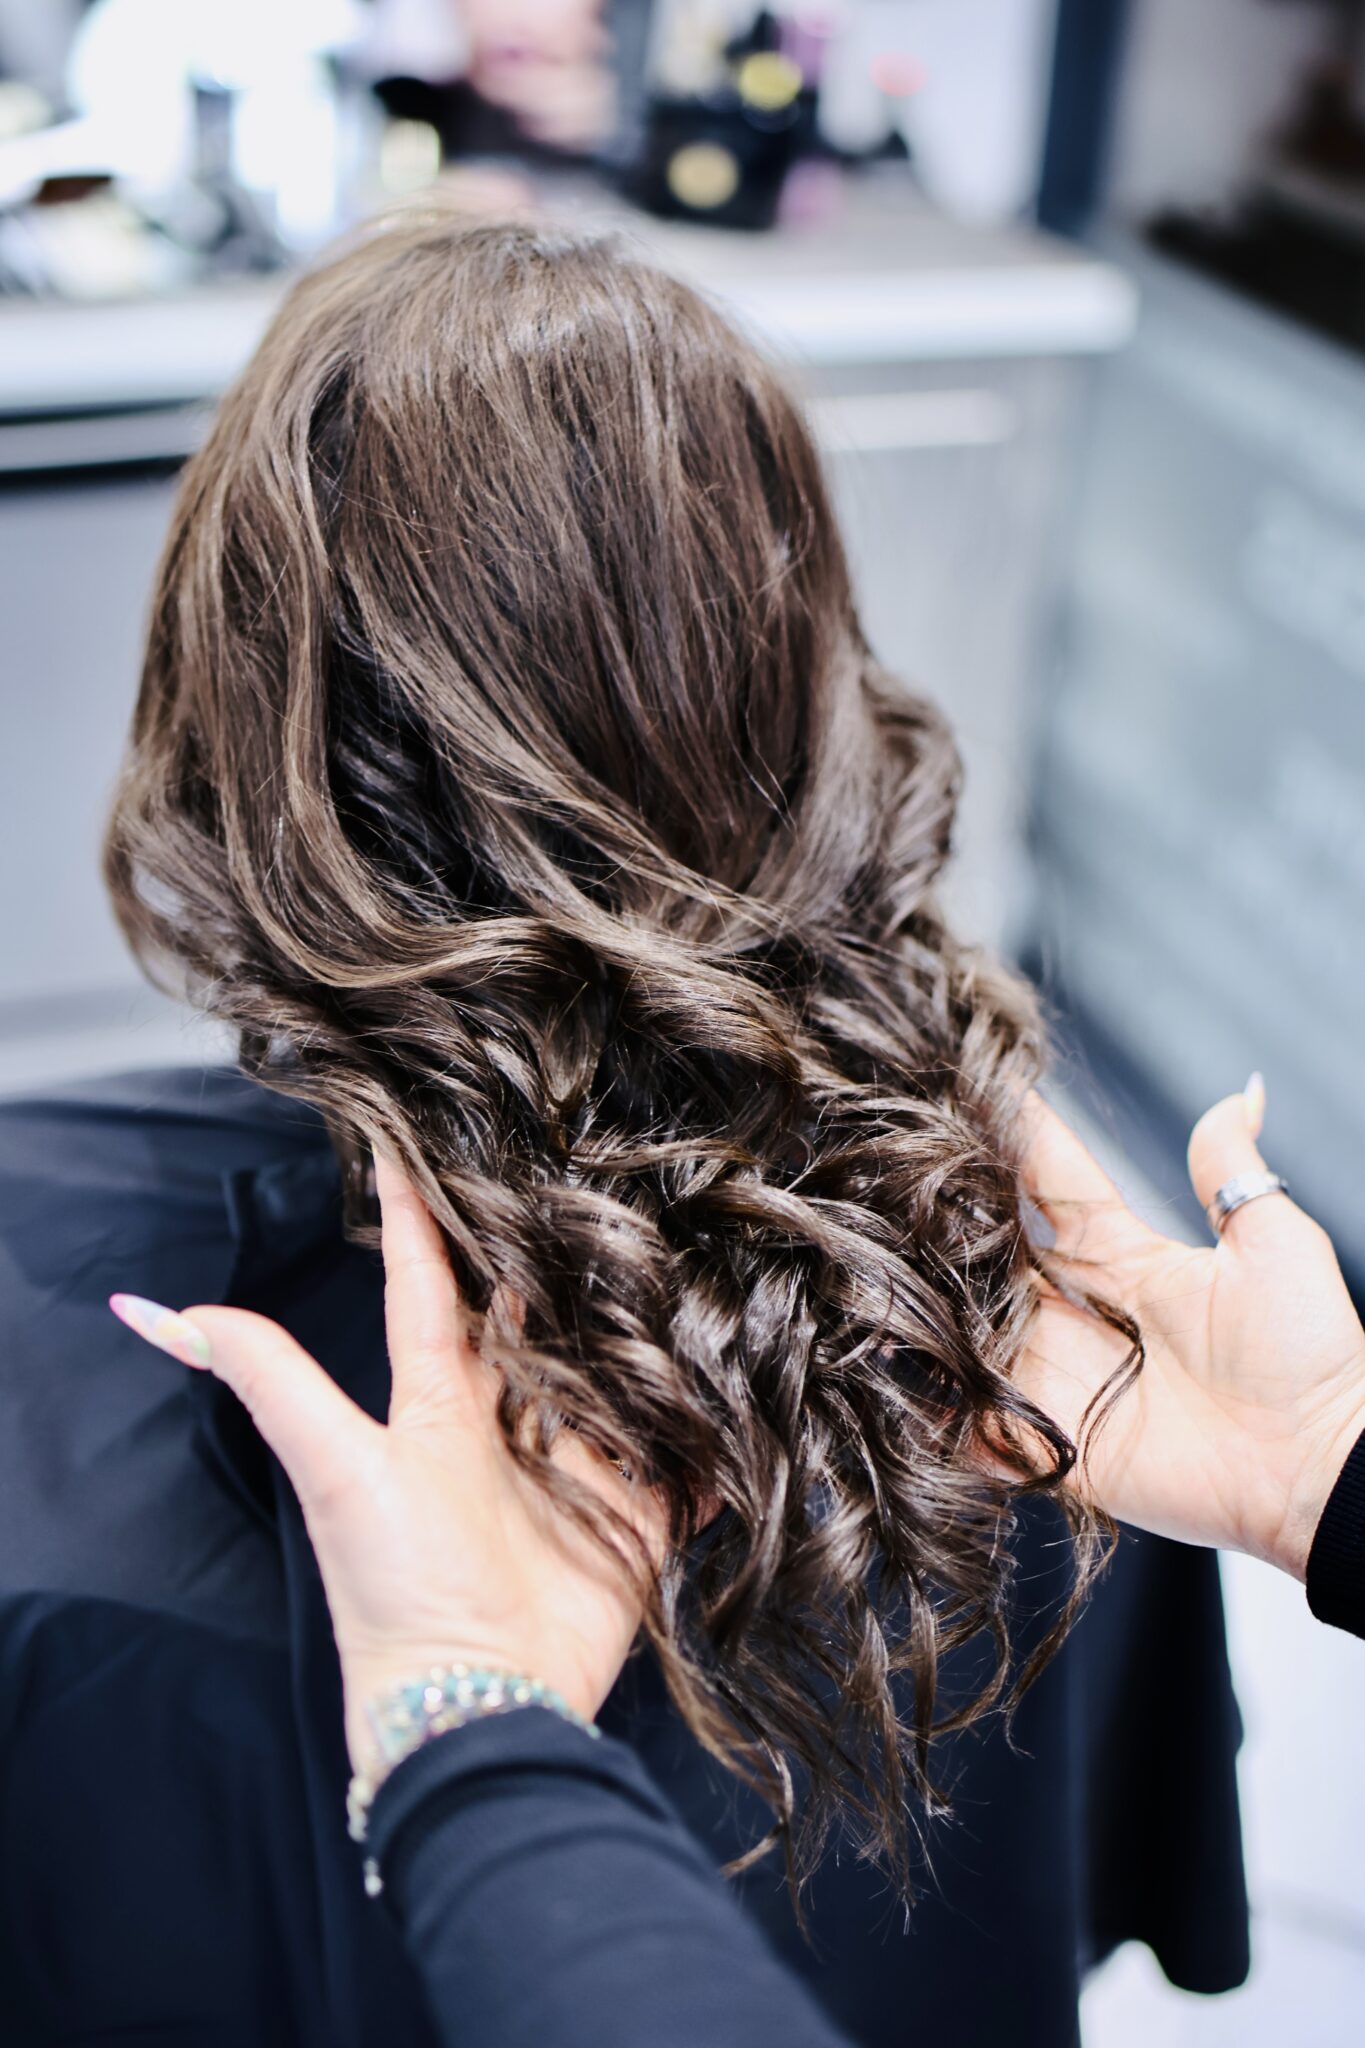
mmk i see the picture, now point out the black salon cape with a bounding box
[0,1067,1249,2048]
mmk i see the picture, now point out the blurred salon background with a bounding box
[0,2,1361,2039]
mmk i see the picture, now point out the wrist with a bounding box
[344,1660,601,1884]
[342,1644,598,1778]
[345,1647,517,1778]
[1271,1393,1365,1582]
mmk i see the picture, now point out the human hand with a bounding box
[110,1155,663,1774]
[1016,1081,1365,1580]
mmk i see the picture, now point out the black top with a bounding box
[378,1423,1365,2048]
[368,1709,849,2048]
[1307,1426,1365,1636]
[0,1066,1249,2046]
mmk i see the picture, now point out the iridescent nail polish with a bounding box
[109,1293,212,1369]
[1243,1071,1266,1140]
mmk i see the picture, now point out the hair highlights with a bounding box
[104,213,1138,1893]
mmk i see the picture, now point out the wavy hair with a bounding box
[104,211,1137,1893]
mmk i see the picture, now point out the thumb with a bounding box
[1187,1074,1291,1249]
[110,1294,379,1511]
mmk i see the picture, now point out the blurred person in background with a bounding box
[365,0,618,162]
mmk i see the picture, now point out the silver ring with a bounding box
[1206,1169,1290,1238]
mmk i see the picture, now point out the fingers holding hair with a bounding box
[372,1154,663,1549]
[1017,1090,1163,1267]
[374,1150,491,1423]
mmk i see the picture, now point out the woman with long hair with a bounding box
[0,209,1252,2047]
[104,210,1136,1883]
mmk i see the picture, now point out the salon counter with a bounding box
[0,189,1136,1093]
[0,187,1133,443]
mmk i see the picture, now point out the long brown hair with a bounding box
[105,209,1137,1893]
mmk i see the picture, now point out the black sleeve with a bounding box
[365,1709,851,2048]
[1306,1426,1365,1638]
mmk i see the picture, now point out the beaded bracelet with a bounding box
[347,1664,600,1895]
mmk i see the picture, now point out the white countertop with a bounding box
[0,185,1138,419]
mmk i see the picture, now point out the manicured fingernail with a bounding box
[1244,1071,1265,1139]
[109,1293,211,1369]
